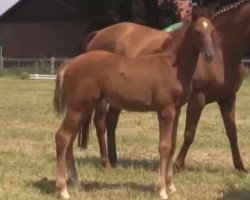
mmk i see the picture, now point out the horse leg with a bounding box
[165,108,181,194]
[106,105,121,167]
[66,131,80,186]
[218,95,246,172]
[175,93,205,171]
[157,106,176,200]
[55,108,89,199]
[93,99,111,170]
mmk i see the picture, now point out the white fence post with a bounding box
[50,57,55,74]
[0,46,3,71]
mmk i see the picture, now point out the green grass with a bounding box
[0,77,250,200]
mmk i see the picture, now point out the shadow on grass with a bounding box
[219,188,250,200]
[76,156,159,171]
[182,164,228,174]
[31,178,56,194]
[31,178,154,195]
[81,180,154,193]
[76,156,233,175]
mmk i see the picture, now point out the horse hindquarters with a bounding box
[56,71,104,198]
[55,109,88,199]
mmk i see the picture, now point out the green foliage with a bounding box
[19,72,29,79]
[0,70,5,77]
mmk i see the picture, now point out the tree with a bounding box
[192,0,240,8]
[131,0,180,28]
[86,0,242,31]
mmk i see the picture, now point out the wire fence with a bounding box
[0,44,250,77]
[2,57,249,74]
[243,58,250,68]
[0,56,67,75]
[0,46,67,75]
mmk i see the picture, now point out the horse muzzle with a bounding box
[202,50,214,63]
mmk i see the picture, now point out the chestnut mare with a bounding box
[54,9,216,199]
[80,0,250,172]
[175,0,250,172]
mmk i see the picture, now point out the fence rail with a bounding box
[29,74,56,80]
[0,53,67,74]
[0,46,250,75]
[243,59,250,64]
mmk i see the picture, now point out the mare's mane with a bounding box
[209,0,250,49]
[211,0,249,20]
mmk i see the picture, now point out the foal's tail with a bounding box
[53,60,93,150]
[53,61,69,117]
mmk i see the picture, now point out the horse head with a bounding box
[190,6,217,63]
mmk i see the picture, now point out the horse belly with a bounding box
[104,79,156,111]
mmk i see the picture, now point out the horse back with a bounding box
[86,22,171,57]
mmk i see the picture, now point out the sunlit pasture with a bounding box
[0,76,249,200]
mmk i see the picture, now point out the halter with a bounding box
[211,0,249,20]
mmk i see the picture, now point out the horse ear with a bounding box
[202,5,216,19]
[192,6,214,20]
[191,5,201,21]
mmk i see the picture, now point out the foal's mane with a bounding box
[168,7,212,41]
[159,6,214,54]
[211,0,249,20]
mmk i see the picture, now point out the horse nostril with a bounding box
[203,52,214,63]
[206,53,214,62]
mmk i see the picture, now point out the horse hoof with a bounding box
[159,189,168,200]
[111,163,117,168]
[174,161,185,172]
[235,165,248,173]
[109,158,118,168]
[101,158,113,170]
[104,164,112,172]
[168,183,177,194]
[72,179,81,187]
[60,188,70,199]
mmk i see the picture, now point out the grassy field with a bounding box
[0,76,250,200]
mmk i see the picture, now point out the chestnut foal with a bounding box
[80,23,173,168]
[54,9,216,199]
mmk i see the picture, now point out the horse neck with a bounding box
[172,24,200,85]
[213,2,250,67]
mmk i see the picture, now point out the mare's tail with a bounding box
[77,113,93,150]
[77,30,98,149]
